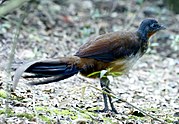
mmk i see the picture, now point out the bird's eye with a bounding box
[151,23,158,28]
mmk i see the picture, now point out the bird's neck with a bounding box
[136,30,150,55]
[136,29,149,42]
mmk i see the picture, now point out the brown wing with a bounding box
[75,31,140,62]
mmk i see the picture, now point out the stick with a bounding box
[89,85,166,124]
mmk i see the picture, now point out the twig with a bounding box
[5,2,29,117]
[0,0,30,16]
[73,106,98,122]
[89,85,166,124]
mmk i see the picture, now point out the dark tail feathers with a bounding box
[13,59,80,89]
[25,61,79,85]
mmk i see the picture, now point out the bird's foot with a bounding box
[111,108,118,114]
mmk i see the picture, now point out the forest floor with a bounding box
[0,0,179,123]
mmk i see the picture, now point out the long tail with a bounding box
[13,57,80,90]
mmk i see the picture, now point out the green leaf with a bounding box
[87,71,100,77]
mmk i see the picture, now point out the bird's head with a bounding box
[137,18,166,40]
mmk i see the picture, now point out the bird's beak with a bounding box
[159,25,166,30]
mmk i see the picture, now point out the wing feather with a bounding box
[75,31,140,62]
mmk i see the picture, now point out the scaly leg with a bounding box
[99,78,109,112]
[98,78,118,113]
[106,86,118,113]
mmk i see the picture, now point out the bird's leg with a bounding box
[99,78,109,112]
[106,86,118,114]
[100,78,118,113]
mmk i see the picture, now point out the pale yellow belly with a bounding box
[109,54,141,74]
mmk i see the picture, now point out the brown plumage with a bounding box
[13,18,165,113]
[76,32,141,76]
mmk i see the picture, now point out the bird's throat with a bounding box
[137,30,148,41]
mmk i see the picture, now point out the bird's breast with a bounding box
[109,52,142,74]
